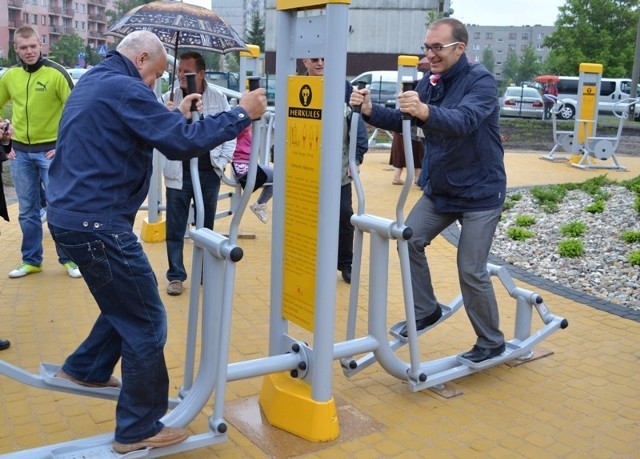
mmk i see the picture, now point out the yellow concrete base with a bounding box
[140,218,166,242]
[259,372,339,442]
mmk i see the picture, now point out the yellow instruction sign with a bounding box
[282,76,323,331]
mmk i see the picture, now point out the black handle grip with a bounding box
[186,72,198,112]
[248,76,261,91]
[401,80,415,120]
[352,81,367,114]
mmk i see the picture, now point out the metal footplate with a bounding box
[388,303,455,342]
[456,341,530,370]
[40,363,122,395]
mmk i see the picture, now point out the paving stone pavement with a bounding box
[0,150,639,458]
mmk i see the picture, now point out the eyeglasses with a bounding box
[420,42,461,54]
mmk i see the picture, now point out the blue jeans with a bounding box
[49,225,169,443]
[11,149,69,266]
[165,169,220,282]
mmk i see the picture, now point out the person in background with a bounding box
[389,124,423,186]
[542,82,558,120]
[1,118,14,351]
[302,56,369,284]
[46,31,266,454]
[0,25,81,279]
[161,51,236,296]
[351,17,507,363]
[232,125,274,223]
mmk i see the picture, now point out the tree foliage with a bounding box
[49,34,85,67]
[482,48,495,73]
[543,0,639,77]
[105,0,151,28]
[245,10,265,51]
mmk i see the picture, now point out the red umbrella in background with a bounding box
[534,75,560,84]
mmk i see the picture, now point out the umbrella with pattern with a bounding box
[106,0,247,98]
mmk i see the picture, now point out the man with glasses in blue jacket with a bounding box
[350,18,506,364]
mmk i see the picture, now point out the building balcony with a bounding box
[62,8,75,18]
[88,14,107,23]
[8,19,25,29]
[8,0,24,8]
[88,30,103,39]
[87,0,106,5]
[49,6,62,15]
[49,26,63,34]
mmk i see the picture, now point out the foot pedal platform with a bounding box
[388,304,453,342]
[455,342,524,370]
[40,363,121,394]
[51,443,149,459]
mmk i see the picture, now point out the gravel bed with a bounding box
[491,186,639,310]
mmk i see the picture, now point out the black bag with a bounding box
[237,164,269,192]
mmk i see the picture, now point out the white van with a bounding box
[349,70,424,107]
[555,76,640,120]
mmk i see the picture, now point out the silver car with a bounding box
[500,86,544,119]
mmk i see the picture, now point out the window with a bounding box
[81,21,85,30]
[32,14,37,24]
[472,43,480,50]
[538,33,545,39]
[474,32,480,39]
[508,44,516,51]
[41,16,46,25]
[474,55,480,62]
[81,4,85,13]
[42,35,47,44]
[485,32,493,39]
[509,32,516,40]
[485,44,492,50]
[521,33,529,40]
[496,61,502,65]
[536,44,543,50]
[496,49,503,54]
[75,20,78,28]
[521,45,528,51]
[497,37,504,42]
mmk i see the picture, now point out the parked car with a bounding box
[67,68,90,85]
[368,80,398,107]
[499,86,544,119]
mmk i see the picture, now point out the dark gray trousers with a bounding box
[405,195,505,348]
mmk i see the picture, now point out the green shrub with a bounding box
[514,215,536,227]
[503,200,515,211]
[560,220,587,237]
[635,195,640,213]
[507,227,534,241]
[621,230,640,243]
[558,239,584,258]
[628,251,640,266]
[530,185,567,206]
[585,199,605,214]
[509,192,522,201]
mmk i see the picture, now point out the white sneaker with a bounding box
[250,202,268,224]
[8,263,42,278]
[63,262,82,278]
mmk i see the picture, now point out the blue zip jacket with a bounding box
[47,50,251,232]
[366,55,506,213]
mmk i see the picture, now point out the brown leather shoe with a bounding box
[167,280,183,296]
[55,369,121,388]
[0,339,10,351]
[113,426,189,453]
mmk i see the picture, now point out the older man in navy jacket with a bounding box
[351,18,506,364]
[46,31,266,454]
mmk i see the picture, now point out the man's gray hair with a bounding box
[116,30,167,60]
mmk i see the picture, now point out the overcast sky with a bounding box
[183,0,566,27]
[450,0,566,26]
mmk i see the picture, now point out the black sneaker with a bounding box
[398,304,443,338]
[340,266,352,284]
[459,343,506,363]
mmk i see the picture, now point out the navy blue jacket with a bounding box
[366,55,506,212]
[47,50,251,232]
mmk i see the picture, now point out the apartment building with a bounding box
[464,24,556,80]
[1,0,115,63]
